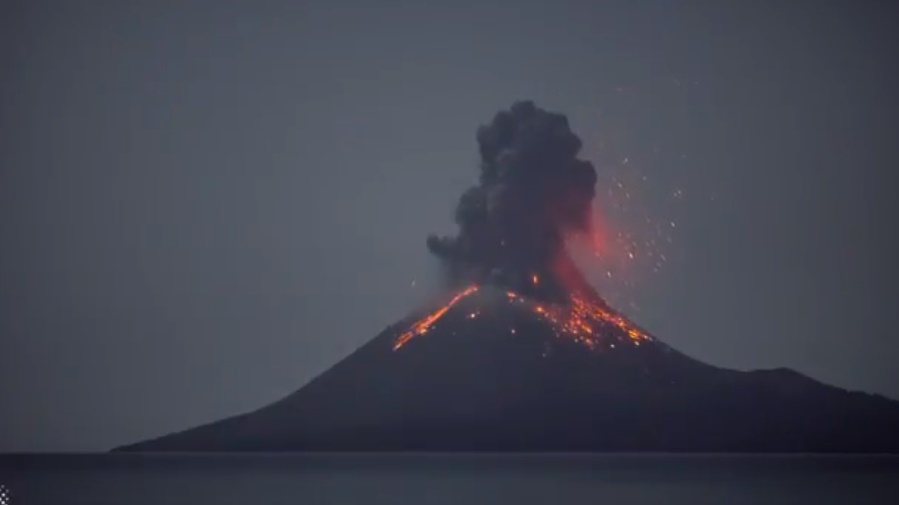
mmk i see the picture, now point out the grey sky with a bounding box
[1,0,898,451]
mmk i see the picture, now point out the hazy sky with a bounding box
[2,0,898,452]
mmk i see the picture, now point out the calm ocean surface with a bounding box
[2,453,898,504]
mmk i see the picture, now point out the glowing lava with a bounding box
[393,284,651,351]
[509,291,651,350]
[393,285,479,350]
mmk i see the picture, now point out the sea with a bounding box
[1,453,897,504]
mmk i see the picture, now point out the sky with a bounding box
[1,0,898,452]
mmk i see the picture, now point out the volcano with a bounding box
[118,101,899,452]
[117,271,899,453]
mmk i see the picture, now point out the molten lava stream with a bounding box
[393,285,479,350]
[393,284,651,352]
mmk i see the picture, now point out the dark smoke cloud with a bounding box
[428,101,597,299]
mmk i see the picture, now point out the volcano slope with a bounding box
[117,283,899,453]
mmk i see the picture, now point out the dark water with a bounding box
[2,454,898,504]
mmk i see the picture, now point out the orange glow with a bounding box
[393,285,479,350]
[504,288,651,350]
[532,274,539,285]
[533,295,651,349]
[393,283,651,352]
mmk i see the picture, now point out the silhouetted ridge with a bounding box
[117,284,899,453]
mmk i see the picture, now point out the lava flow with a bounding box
[393,284,651,351]
[528,293,651,349]
[393,285,479,350]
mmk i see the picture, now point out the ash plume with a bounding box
[428,101,597,300]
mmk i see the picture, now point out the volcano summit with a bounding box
[118,102,899,453]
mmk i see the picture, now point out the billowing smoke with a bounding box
[428,101,598,301]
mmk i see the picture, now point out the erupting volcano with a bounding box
[118,102,899,453]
